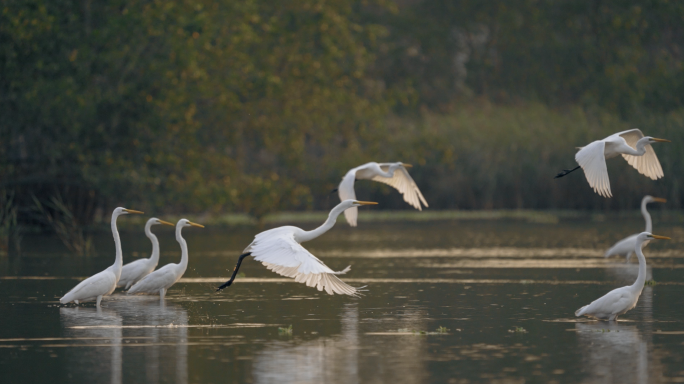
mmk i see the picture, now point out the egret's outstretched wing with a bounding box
[60,270,116,303]
[338,170,358,226]
[576,141,611,197]
[618,129,664,180]
[373,164,428,210]
[250,233,360,296]
[127,264,178,294]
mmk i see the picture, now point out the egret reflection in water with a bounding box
[60,298,189,384]
[60,307,123,384]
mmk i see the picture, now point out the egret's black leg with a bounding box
[554,165,581,179]
[216,252,251,292]
[330,188,338,194]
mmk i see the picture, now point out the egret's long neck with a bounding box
[145,223,160,265]
[175,225,189,272]
[630,242,648,294]
[111,213,123,279]
[641,199,652,233]
[298,204,347,243]
[379,164,401,178]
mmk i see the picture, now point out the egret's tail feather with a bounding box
[575,305,588,317]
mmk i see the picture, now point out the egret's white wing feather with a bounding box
[60,270,117,304]
[575,286,637,319]
[127,264,179,294]
[373,164,428,210]
[117,258,154,288]
[338,170,358,226]
[250,233,360,296]
[576,141,612,197]
[618,129,664,180]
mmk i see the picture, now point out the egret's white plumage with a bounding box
[559,129,669,197]
[605,196,666,260]
[117,218,174,290]
[338,162,427,226]
[576,232,669,321]
[127,219,204,299]
[60,207,143,306]
[217,200,378,296]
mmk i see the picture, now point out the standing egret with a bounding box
[117,218,175,290]
[575,232,669,321]
[127,219,204,299]
[555,129,670,197]
[605,196,666,260]
[216,200,378,296]
[60,207,143,307]
[336,162,427,226]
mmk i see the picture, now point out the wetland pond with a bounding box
[1,217,684,383]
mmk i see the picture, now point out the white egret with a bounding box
[59,207,143,307]
[216,200,378,296]
[605,196,666,260]
[555,129,670,197]
[127,219,204,299]
[117,218,175,290]
[575,232,669,321]
[336,162,427,226]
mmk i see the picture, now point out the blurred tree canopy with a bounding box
[1,0,684,226]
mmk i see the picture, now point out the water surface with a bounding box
[1,218,684,383]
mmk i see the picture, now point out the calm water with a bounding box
[1,218,684,383]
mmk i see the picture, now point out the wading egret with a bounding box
[336,162,427,226]
[605,196,666,260]
[127,219,204,299]
[555,129,669,197]
[575,232,669,321]
[60,207,143,307]
[117,218,175,290]
[216,200,378,296]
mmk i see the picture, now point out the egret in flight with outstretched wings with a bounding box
[127,219,204,300]
[605,195,666,260]
[575,232,669,321]
[336,162,427,226]
[117,217,175,290]
[216,200,378,296]
[60,207,143,307]
[555,129,669,197]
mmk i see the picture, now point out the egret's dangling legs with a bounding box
[217,252,252,291]
[554,165,581,179]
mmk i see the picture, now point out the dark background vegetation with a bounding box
[1,0,683,248]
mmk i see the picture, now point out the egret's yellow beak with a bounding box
[402,163,413,168]
[189,222,205,228]
[158,220,174,226]
[355,201,378,205]
[652,138,671,143]
[653,197,667,203]
[124,209,144,214]
[651,234,671,240]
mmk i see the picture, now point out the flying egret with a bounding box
[575,232,669,321]
[605,196,666,260]
[555,129,670,197]
[127,219,204,299]
[60,207,143,307]
[117,218,175,290]
[336,162,427,226]
[216,200,378,296]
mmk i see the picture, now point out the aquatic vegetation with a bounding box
[509,327,527,333]
[278,325,293,335]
